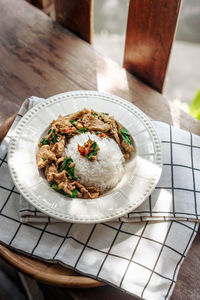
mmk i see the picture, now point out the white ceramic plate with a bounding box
[8,91,162,223]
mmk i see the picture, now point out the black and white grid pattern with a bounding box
[0,97,199,300]
[19,111,200,224]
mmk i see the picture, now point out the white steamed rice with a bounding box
[64,133,125,192]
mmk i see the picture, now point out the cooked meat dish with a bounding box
[36,108,135,199]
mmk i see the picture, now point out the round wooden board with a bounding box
[0,244,105,288]
[0,113,105,288]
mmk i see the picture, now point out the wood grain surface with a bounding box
[54,0,93,43]
[0,0,200,298]
[0,113,17,142]
[0,244,104,288]
[0,0,199,134]
[124,0,182,93]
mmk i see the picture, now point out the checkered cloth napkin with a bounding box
[0,97,199,300]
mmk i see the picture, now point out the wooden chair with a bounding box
[0,0,200,299]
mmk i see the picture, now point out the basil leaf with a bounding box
[48,128,52,134]
[76,127,87,133]
[87,142,99,161]
[67,166,78,180]
[93,113,98,116]
[58,157,78,180]
[50,182,58,190]
[51,129,57,143]
[92,142,98,152]
[40,137,50,146]
[120,128,132,145]
[87,152,94,161]
[122,134,132,145]
[42,157,46,161]
[50,182,63,193]
[120,128,130,136]
[62,188,78,198]
[71,189,78,198]
[70,120,76,127]
[102,112,108,115]
[50,182,77,198]
[58,157,73,172]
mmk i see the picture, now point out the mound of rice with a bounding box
[64,133,125,192]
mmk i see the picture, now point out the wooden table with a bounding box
[0,0,200,299]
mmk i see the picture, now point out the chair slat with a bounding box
[54,0,93,44]
[124,0,182,93]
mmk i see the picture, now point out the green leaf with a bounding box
[71,189,78,198]
[50,182,63,193]
[67,166,78,180]
[58,157,78,180]
[50,182,77,198]
[87,142,99,160]
[120,128,132,145]
[40,137,50,146]
[87,152,93,161]
[120,128,130,136]
[58,157,73,172]
[76,127,87,133]
[122,134,132,145]
[48,129,57,143]
[70,120,76,127]
[102,112,108,115]
[51,129,57,143]
[93,113,98,116]
[42,157,46,161]
[190,89,200,120]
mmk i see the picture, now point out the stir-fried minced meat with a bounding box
[45,163,57,182]
[59,126,76,135]
[45,164,67,185]
[86,186,101,198]
[73,181,100,199]
[51,115,76,135]
[82,113,110,132]
[110,118,120,145]
[53,170,67,185]
[50,135,66,157]
[123,152,130,160]
[65,108,89,121]
[51,115,72,131]
[37,108,135,200]
[97,112,111,123]
[58,181,76,196]
[56,156,65,167]
[74,121,83,129]
[77,191,82,198]
[121,139,135,153]
[36,145,57,169]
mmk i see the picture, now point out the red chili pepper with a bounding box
[65,128,76,134]
[78,144,85,156]
[84,145,91,155]
[78,142,92,156]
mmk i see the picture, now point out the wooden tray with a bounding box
[0,244,105,287]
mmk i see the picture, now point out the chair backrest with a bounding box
[29,0,182,94]
[124,0,182,93]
